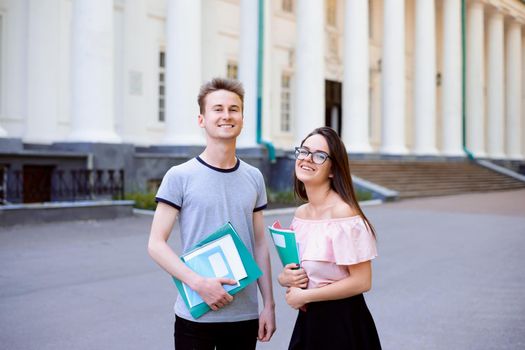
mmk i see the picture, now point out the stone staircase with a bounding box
[348,159,525,199]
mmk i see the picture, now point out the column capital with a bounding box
[468,0,485,8]
[485,7,504,19]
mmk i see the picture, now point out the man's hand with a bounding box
[193,277,237,311]
[257,303,276,342]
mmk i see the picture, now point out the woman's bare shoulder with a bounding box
[294,203,309,218]
[331,200,359,219]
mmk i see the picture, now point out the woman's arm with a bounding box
[285,260,372,309]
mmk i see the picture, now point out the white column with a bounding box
[238,0,258,148]
[522,32,525,158]
[69,0,120,143]
[295,0,325,146]
[413,0,437,155]
[261,0,273,143]
[441,0,463,156]
[162,0,202,145]
[342,0,371,153]
[121,0,148,143]
[2,0,29,138]
[466,1,485,156]
[506,20,522,159]
[487,11,505,158]
[25,0,61,143]
[381,0,407,154]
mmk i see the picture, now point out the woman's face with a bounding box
[295,134,333,186]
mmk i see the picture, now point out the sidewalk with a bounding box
[0,189,524,349]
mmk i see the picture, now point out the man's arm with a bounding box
[147,202,235,311]
[252,211,276,342]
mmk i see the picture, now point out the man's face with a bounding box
[198,89,243,141]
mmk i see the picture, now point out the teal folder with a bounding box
[172,222,263,319]
[268,220,300,267]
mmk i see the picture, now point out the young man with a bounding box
[148,78,276,349]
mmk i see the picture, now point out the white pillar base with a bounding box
[161,133,205,146]
[68,130,121,144]
[412,147,439,156]
[380,145,409,155]
[441,149,466,157]
[348,143,373,153]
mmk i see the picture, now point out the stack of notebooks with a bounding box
[172,222,262,319]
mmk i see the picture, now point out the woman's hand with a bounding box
[278,263,309,288]
[285,286,308,309]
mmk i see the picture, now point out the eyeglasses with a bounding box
[294,147,331,165]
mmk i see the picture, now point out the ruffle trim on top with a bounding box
[291,216,378,266]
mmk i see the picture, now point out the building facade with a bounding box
[0,0,524,202]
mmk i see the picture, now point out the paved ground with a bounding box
[0,189,524,349]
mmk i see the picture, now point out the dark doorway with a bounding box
[23,165,54,203]
[325,80,342,136]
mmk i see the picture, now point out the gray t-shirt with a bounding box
[155,156,267,323]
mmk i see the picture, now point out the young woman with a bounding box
[278,126,381,350]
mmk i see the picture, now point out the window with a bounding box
[326,0,337,27]
[282,0,294,13]
[280,73,292,133]
[158,51,165,122]
[227,61,238,80]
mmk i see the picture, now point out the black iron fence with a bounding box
[0,167,124,204]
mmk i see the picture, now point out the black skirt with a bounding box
[288,294,381,350]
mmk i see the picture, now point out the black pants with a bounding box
[174,315,259,350]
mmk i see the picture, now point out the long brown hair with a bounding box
[293,127,376,237]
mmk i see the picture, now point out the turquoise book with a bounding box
[268,220,300,267]
[172,222,262,319]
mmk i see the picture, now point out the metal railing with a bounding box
[0,167,125,204]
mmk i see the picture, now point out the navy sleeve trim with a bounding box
[155,197,182,210]
[253,204,267,212]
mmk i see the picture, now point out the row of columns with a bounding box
[69,0,205,145]
[164,0,261,147]
[0,0,522,159]
[0,0,252,146]
[72,0,257,147]
[468,1,523,159]
[296,0,523,159]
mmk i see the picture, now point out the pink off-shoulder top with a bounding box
[291,216,378,289]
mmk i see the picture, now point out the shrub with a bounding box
[124,191,157,210]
